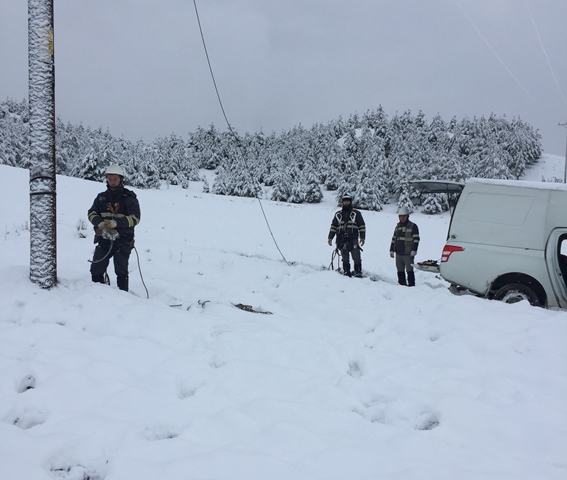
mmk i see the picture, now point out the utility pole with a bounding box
[561,122,567,184]
[28,0,57,288]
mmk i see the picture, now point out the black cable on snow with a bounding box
[133,246,150,299]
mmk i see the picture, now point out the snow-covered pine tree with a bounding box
[211,159,232,196]
[302,165,323,204]
[270,164,294,202]
[362,132,389,205]
[289,182,306,204]
[361,105,389,139]
[212,152,261,198]
[421,194,447,214]
[124,139,161,189]
[354,174,382,211]
[56,121,82,175]
[0,98,30,168]
[71,148,105,181]
[189,125,222,170]
[397,183,415,213]
[202,175,210,193]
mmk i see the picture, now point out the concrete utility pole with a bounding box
[561,122,567,184]
[28,0,57,288]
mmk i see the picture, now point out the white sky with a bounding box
[2,0,567,154]
[0,157,566,479]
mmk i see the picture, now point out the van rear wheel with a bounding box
[493,284,540,306]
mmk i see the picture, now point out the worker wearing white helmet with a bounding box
[104,164,126,177]
[87,164,141,291]
[389,205,420,286]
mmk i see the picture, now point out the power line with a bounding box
[454,0,538,105]
[524,0,566,106]
[192,0,290,266]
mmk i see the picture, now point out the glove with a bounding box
[359,238,365,247]
[328,238,333,246]
[390,252,395,258]
[98,220,117,230]
[410,251,417,257]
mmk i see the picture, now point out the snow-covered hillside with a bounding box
[522,152,565,182]
[0,157,566,480]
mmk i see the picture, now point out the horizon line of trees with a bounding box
[0,97,543,213]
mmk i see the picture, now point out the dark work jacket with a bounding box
[328,207,366,249]
[88,184,141,245]
[390,219,419,255]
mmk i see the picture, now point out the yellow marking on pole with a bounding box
[48,29,54,58]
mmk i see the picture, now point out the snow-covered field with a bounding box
[523,152,565,182]
[1,154,566,480]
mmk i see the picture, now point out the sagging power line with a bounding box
[192,0,290,266]
[524,0,566,106]
[454,0,538,105]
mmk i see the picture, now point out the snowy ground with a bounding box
[522,152,565,182]
[1,154,566,480]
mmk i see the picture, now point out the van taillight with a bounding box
[441,245,464,262]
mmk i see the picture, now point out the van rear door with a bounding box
[410,180,465,216]
[410,180,465,274]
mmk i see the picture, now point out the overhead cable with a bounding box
[192,0,290,266]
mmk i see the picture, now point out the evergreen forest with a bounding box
[0,97,543,213]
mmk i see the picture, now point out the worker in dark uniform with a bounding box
[390,206,420,286]
[328,193,366,277]
[88,164,141,292]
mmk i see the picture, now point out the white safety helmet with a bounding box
[397,206,410,215]
[105,164,125,177]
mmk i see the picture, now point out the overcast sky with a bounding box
[2,0,567,154]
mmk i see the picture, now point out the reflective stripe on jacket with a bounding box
[328,208,366,248]
[390,220,419,255]
[88,184,140,243]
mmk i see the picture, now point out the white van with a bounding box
[413,178,567,308]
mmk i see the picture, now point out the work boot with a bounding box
[397,271,407,286]
[92,274,106,284]
[117,275,129,292]
[407,271,416,287]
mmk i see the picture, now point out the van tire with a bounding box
[493,284,541,306]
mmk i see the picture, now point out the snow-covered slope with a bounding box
[522,152,565,182]
[0,161,566,480]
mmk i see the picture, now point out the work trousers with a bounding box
[90,241,132,290]
[341,245,362,273]
[395,254,415,286]
[395,254,414,273]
